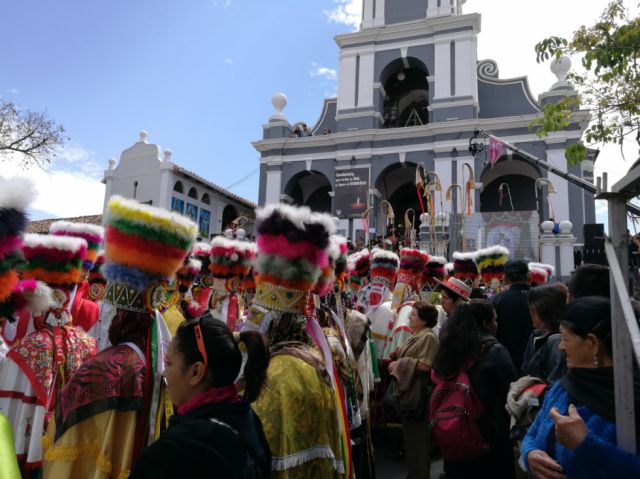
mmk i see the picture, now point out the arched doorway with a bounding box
[479,156,540,213]
[380,58,429,128]
[222,204,238,231]
[375,162,422,238]
[284,171,332,212]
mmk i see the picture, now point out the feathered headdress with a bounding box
[313,233,345,297]
[473,246,510,283]
[102,195,198,293]
[49,221,104,271]
[445,262,455,278]
[190,241,212,275]
[452,251,479,283]
[370,249,400,289]
[422,255,446,289]
[21,234,88,286]
[332,235,349,291]
[529,262,555,285]
[396,248,427,290]
[251,204,335,318]
[0,176,36,304]
[209,236,256,282]
[347,248,370,292]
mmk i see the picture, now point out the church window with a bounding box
[173,181,184,193]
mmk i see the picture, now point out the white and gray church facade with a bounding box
[253,0,595,259]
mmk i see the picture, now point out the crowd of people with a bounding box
[0,176,639,478]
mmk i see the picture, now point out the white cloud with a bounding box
[0,147,104,220]
[9,88,19,95]
[211,0,232,7]
[310,63,337,81]
[324,0,361,29]
[224,58,233,64]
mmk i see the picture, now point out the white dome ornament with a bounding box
[550,55,572,89]
[269,92,288,122]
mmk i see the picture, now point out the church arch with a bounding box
[374,161,421,236]
[283,170,332,213]
[379,57,429,128]
[479,155,541,213]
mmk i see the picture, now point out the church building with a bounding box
[253,0,595,259]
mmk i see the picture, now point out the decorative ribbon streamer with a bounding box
[306,317,353,478]
[227,293,239,332]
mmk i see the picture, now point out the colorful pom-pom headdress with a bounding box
[370,250,400,289]
[208,237,257,330]
[529,262,555,285]
[396,248,427,291]
[347,249,370,292]
[248,204,335,332]
[0,176,35,310]
[452,251,479,285]
[313,234,345,298]
[209,236,256,292]
[422,255,446,291]
[49,221,104,271]
[473,246,510,284]
[101,195,198,313]
[22,234,87,287]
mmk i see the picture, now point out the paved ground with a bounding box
[372,426,444,478]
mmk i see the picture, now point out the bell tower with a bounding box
[334,0,478,131]
[361,0,467,29]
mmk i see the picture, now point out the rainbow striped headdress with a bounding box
[452,251,479,284]
[0,177,35,304]
[251,204,335,319]
[102,196,197,312]
[347,249,370,292]
[396,248,427,290]
[49,221,104,271]
[22,234,87,286]
[422,255,446,290]
[474,246,510,283]
[190,242,212,275]
[370,249,400,289]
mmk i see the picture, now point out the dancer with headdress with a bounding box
[49,220,105,333]
[42,196,197,478]
[209,236,256,332]
[246,204,348,478]
[0,231,97,476]
[367,249,399,360]
[384,248,428,361]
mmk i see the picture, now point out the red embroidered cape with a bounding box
[7,327,97,411]
[70,282,100,332]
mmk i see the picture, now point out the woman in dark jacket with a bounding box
[521,282,567,383]
[130,314,271,478]
[432,299,517,479]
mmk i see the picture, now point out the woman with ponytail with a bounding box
[130,313,271,479]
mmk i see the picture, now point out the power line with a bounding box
[225,167,260,190]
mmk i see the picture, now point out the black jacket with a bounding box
[130,400,271,479]
[491,283,533,371]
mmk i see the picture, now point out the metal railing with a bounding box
[603,192,640,454]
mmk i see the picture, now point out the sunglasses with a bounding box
[186,316,208,370]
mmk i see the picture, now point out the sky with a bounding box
[1,0,637,227]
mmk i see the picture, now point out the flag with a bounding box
[489,135,506,167]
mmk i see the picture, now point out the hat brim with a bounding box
[434,277,470,301]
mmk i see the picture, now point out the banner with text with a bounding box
[334,168,369,218]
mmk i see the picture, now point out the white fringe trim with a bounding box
[271,446,345,473]
[23,233,87,253]
[49,220,104,238]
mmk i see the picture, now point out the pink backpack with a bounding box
[429,366,490,462]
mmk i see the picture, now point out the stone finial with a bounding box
[559,220,573,235]
[107,157,116,170]
[139,130,148,142]
[236,228,246,241]
[163,149,173,162]
[540,220,555,234]
[269,92,288,122]
[550,56,572,88]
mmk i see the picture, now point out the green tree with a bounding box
[0,99,67,167]
[531,0,640,165]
